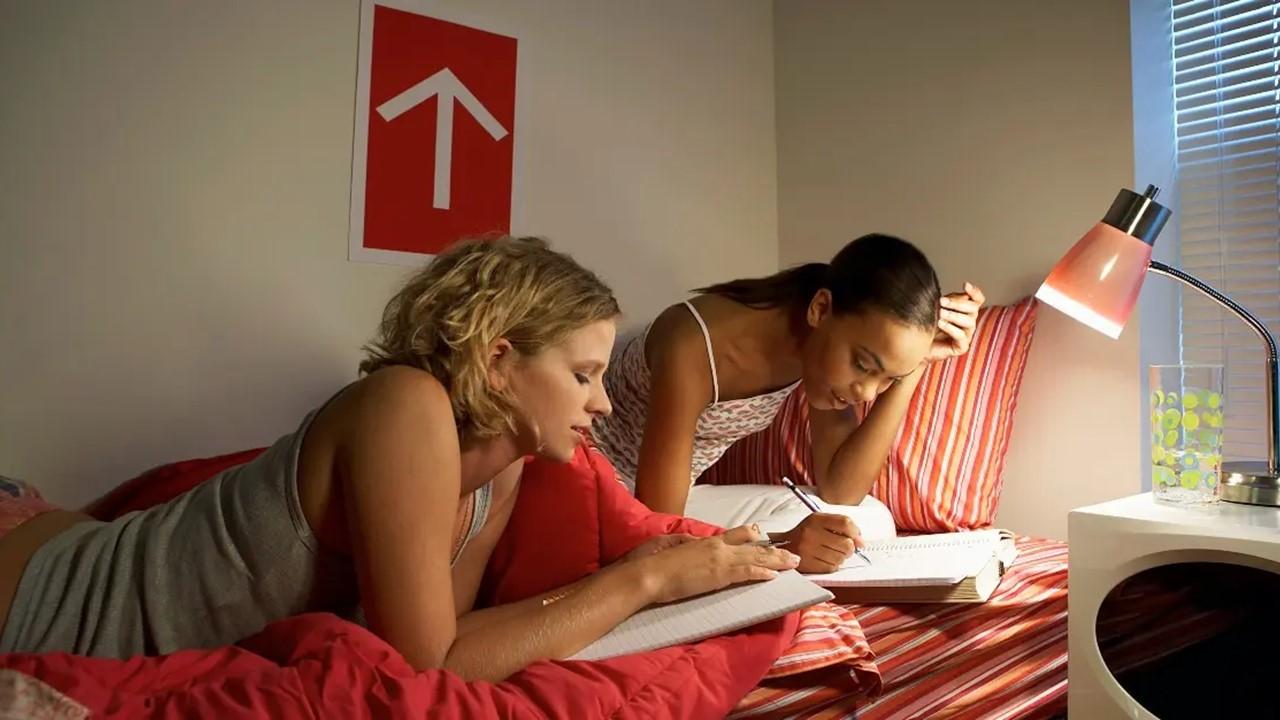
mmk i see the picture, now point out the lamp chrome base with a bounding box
[1221,461,1280,507]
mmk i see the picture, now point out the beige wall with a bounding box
[0,0,1145,534]
[775,0,1139,539]
[0,0,778,505]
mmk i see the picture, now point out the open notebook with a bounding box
[805,529,1018,604]
[570,570,832,661]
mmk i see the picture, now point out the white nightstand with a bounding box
[1068,493,1280,718]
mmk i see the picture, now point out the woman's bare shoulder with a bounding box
[645,302,710,367]
[312,367,457,457]
[354,365,449,402]
[342,367,452,422]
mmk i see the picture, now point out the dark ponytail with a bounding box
[695,263,828,311]
[696,233,941,330]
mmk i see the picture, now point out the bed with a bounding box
[4,443,1234,719]
[731,536,1071,719]
[510,448,1236,720]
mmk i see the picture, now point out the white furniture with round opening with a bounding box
[1068,493,1280,718]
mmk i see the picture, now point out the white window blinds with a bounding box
[1173,0,1280,461]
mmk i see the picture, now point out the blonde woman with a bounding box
[0,237,798,681]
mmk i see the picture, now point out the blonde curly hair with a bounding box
[359,236,620,439]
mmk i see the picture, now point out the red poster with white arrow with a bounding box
[350,2,518,262]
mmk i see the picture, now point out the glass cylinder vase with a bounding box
[1149,364,1225,505]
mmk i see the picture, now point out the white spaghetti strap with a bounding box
[682,300,720,404]
[467,482,492,545]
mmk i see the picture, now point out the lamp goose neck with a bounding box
[1148,260,1280,473]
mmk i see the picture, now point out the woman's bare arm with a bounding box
[809,369,922,505]
[632,313,716,515]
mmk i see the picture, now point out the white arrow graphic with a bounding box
[376,68,509,210]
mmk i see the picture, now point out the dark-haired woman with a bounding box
[592,234,984,572]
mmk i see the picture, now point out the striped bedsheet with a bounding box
[740,536,1234,720]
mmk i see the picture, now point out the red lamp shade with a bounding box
[1035,186,1171,339]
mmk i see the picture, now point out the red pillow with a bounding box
[481,446,723,605]
[85,447,266,520]
[701,298,1038,533]
[874,297,1037,531]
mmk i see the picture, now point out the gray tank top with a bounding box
[0,402,492,658]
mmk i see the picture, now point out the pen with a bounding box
[781,476,872,566]
[745,539,791,548]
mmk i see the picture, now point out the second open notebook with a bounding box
[804,529,1018,603]
[569,570,832,661]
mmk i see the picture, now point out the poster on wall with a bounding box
[349,1,520,264]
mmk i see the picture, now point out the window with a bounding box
[1172,0,1280,461]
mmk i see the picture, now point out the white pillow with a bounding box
[684,484,896,541]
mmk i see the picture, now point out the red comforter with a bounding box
[0,446,802,719]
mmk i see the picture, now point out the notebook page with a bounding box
[806,530,1002,587]
[570,570,832,661]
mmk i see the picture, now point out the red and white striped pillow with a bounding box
[698,297,1038,533]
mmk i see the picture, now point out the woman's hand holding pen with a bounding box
[776,514,864,573]
[778,477,867,573]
